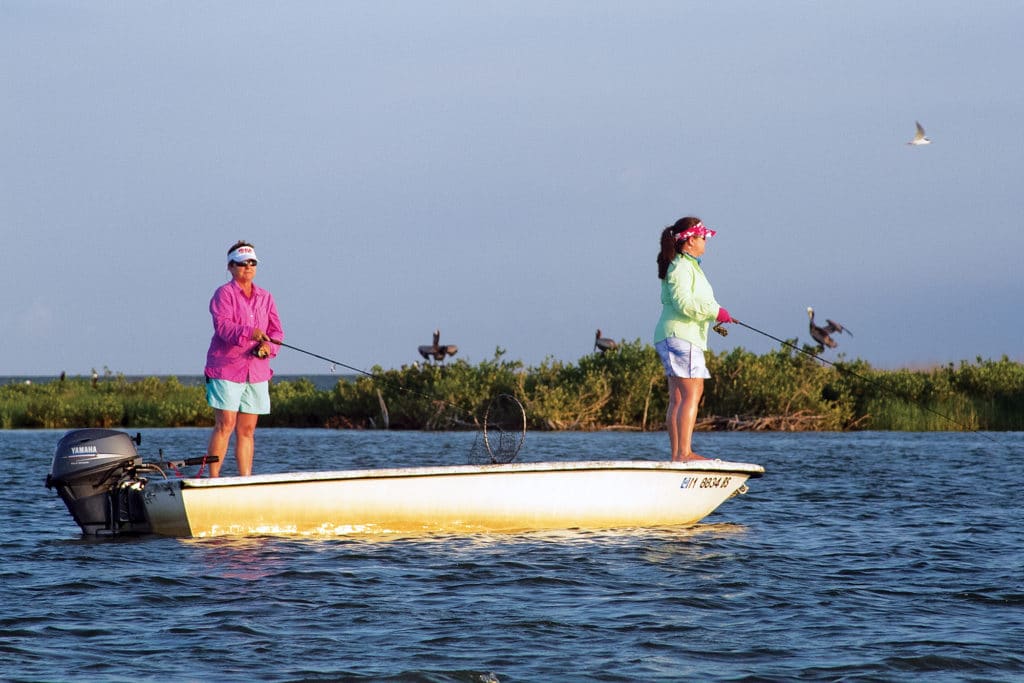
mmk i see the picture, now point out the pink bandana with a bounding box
[675,221,717,242]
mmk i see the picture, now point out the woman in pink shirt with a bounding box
[204,241,284,477]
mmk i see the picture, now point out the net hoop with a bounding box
[482,394,527,463]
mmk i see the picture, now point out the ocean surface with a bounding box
[4,428,1023,682]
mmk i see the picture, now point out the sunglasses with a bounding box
[231,260,258,267]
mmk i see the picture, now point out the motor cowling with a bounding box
[46,429,148,535]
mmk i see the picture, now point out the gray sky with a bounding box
[3,1,1022,377]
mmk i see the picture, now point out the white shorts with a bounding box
[655,338,711,379]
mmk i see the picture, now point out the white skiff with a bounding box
[141,459,765,537]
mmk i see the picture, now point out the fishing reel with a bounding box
[713,322,728,337]
[251,344,270,359]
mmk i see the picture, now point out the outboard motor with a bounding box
[45,429,152,535]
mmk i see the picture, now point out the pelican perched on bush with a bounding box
[594,329,618,354]
[807,307,852,350]
[418,329,458,362]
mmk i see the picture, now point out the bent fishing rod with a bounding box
[728,319,998,441]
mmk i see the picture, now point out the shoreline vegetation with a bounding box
[3,341,1023,431]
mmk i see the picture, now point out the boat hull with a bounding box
[142,460,764,537]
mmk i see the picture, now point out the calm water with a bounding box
[4,428,1023,682]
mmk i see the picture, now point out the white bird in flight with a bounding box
[907,121,931,146]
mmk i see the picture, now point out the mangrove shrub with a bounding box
[3,349,1023,431]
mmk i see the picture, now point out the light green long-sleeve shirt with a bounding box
[653,253,722,350]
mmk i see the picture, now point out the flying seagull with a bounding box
[594,329,618,353]
[907,121,931,146]
[807,307,852,350]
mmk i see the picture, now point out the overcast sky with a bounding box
[3,1,1022,377]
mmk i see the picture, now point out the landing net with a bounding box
[469,394,527,464]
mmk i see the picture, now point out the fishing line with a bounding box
[269,339,368,378]
[731,320,999,441]
[266,339,526,462]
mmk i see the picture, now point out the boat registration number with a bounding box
[679,475,732,490]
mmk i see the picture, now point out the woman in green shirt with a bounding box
[654,216,735,460]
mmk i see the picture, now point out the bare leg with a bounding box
[674,377,708,461]
[234,412,259,476]
[207,408,238,477]
[666,377,684,459]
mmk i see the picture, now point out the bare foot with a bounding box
[672,452,711,462]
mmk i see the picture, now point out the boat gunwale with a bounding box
[168,460,765,490]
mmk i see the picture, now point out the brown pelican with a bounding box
[807,307,852,349]
[418,329,458,362]
[595,329,618,353]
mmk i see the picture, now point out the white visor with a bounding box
[227,245,259,264]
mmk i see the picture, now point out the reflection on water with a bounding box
[188,536,289,580]
[175,521,753,549]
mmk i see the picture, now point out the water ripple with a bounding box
[4,429,1024,680]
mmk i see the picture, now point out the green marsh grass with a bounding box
[3,347,1022,431]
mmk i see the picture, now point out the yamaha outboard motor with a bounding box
[45,429,152,535]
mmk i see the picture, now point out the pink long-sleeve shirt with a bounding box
[204,280,284,383]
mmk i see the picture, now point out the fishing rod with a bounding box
[266,338,466,412]
[264,338,527,462]
[267,339,371,379]
[729,320,998,441]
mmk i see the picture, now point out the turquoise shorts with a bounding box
[206,378,271,414]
